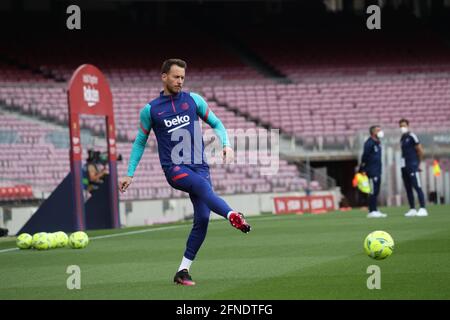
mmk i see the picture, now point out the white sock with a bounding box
[227,211,235,220]
[178,256,193,272]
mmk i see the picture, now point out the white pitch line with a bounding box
[0,247,19,253]
[0,213,301,254]
[0,224,188,254]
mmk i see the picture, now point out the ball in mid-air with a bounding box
[16,233,33,249]
[32,232,51,250]
[53,231,69,248]
[364,230,394,260]
[69,231,89,249]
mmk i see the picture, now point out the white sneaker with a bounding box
[404,209,417,217]
[416,208,428,217]
[367,211,384,218]
[376,211,388,218]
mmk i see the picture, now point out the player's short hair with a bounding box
[161,59,187,74]
[369,125,380,135]
[399,118,409,126]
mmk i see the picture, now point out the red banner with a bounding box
[67,64,116,162]
[273,195,335,214]
[66,64,120,230]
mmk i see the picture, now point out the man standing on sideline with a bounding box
[399,119,428,217]
[360,125,387,218]
[118,59,251,286]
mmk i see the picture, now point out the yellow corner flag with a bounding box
[433,160,441,177]
[353,173,371,194]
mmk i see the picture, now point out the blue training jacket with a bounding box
[127,91,230,176]
[401,132,420,170]
[360,137,382,177]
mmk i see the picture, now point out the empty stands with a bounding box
[207,74,450,148]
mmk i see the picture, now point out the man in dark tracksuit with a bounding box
[399,118,428,217]
[360,125,387,218]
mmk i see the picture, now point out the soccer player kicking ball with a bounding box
[119,59,251,286]
[399,119,428,217]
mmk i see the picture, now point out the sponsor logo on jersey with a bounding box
[164,115,191,133]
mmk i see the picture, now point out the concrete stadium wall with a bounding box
[120,189,341,227]
[0,206,37,236]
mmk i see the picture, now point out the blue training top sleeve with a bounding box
[127,104,152,177]
[360,140,371,170]
[190,92,230,147]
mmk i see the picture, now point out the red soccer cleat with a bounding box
[229,212,251,234]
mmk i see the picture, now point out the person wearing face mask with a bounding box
[399,119,428,217]
[359,125,388,218]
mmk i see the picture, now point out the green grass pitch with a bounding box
[0,205,449,299]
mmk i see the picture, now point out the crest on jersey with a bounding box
[181,102,189,110]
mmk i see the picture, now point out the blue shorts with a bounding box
[163,164,212,193]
